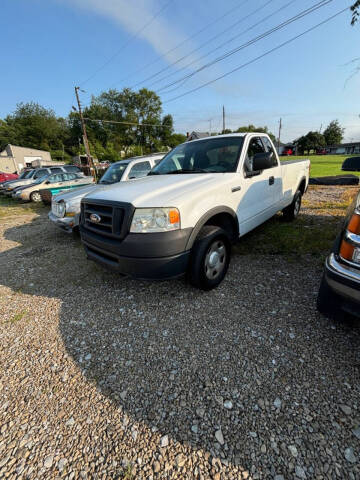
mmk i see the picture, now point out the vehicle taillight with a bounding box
[339,240,355,261]
[339,212,360,263]
[348,212,360,234]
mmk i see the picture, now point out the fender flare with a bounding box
[186,206,239,250]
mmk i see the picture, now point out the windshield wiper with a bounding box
[166,168,209,174]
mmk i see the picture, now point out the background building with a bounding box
[0,144,57,173]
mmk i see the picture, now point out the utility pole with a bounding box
[222,105,225,133]
[209,118,212,136]
[278,118,282,153]
[74,86,97,181]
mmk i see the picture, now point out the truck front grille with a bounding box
[81,200,133,239]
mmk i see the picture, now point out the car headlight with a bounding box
[130,208,180,233]
[52,200,66,218]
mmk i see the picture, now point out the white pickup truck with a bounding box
[80,133,310,289]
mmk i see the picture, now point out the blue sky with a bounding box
[1,0,360,142]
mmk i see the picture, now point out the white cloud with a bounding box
[60,0,201,72]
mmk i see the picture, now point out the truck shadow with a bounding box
[2,212,360,476]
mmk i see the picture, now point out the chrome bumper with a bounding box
[48,211,79,231]
[325,254,360,305]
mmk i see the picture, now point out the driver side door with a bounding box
[237,136,277,235]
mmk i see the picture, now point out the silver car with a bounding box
[49,153,165,233]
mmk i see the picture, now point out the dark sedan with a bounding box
[317,189,360,318]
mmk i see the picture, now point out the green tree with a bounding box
[235,124,276,143]
[168,133,187,148]
[323,120,344,146]
[0,102,67,153]
[296,131,325,154]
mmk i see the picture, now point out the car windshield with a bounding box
[19,171,30,179]
[99,162,129,184]
[150,137,244,175]
[26,170,36,178]
[33,175,49,185]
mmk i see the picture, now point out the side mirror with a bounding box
[45,180,50,184]
[252,152,273,171]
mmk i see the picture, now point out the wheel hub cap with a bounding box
[205,240,227,280]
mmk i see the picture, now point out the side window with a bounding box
[34,169,47,179]
[244,137,266,174]
[64,165,80,173]
[49,174,63,183]
[128,161,151,179]
[61,173,69,181]
[262,137,278,167]
[50,168,64,173]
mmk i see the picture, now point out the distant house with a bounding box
[0,144,55,173]
[186,131,210,141]
[326,142,360,155]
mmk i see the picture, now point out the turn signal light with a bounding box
[348,213,360,234]
[169,209,180,224]
[339,239,355,261]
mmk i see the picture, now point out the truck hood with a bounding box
[83,174,228,207]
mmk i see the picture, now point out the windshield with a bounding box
[99,162,129,184]
[19,171,30,179]
[150,137,244,175]
[33,175,48,185]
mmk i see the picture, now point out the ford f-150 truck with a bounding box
[80,133,310,290]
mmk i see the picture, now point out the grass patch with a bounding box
[8,310,27,324]
[282,155,360,178]
[0,196,47,218]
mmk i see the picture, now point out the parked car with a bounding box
[0,172,18,183]
[281,147,294,156]
[2,165,83,196]
[317,189,360,318]
[0,169,33,193]
[12,172,94,202]
[49,153,165,233]
[79,133,310,290]
[342,156,360,172]
[316,148,328,155]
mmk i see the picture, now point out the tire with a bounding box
[282,189,302,221]
[30,191,42,203]
[317,275,344,320]
[188,226,231,290]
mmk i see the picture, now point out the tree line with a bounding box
[0,87,349,162]
[0,88,187,163]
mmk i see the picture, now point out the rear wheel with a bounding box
[282,190,302,221]
[188,226,231,290]
[30,191,42,203]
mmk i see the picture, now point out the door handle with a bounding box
[231,186,241,192]
[269,176,274,185]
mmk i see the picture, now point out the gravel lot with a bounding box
[1,187,360,479]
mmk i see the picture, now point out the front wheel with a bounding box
[30,191,42,203]
[282,190,302,221]
[188,226,231,290]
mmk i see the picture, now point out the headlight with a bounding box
[52,201,66,218]
[130,208,180,233]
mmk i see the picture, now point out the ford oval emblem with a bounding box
[90,213,101,224]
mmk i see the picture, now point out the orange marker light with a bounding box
[169,209,180,225]
[348,213,360,234]
[340,240,355,261]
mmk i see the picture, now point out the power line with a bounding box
[83,117,171,128]
[146,0,298,90]
[157,0,332,94]
[113,0,252,86]
[79,0,175,87]
[128,0,273,90]
[163,5,349,104]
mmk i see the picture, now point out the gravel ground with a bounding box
[1,188,360,479]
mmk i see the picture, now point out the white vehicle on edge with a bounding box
[80,133,310,290]
[49,153,165,233]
